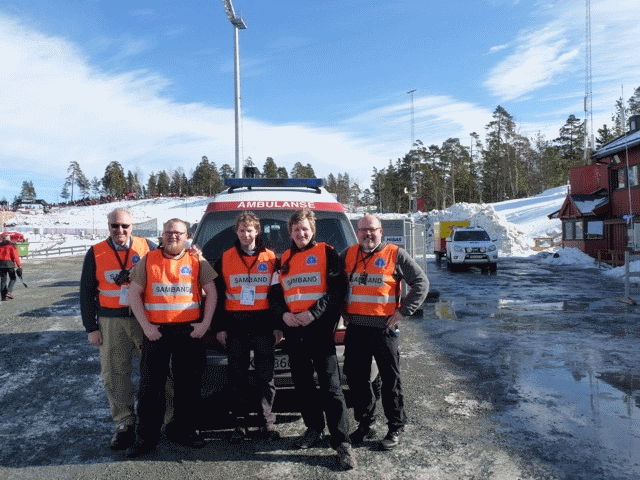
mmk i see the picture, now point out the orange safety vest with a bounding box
[222,246,276,311]
[143,249,202,324]
[344,243,400,316]
[280,242,328,313]
[94,237,151,309]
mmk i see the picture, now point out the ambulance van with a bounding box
[193,178,363,400]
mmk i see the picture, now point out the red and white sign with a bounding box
[206,201,344,212]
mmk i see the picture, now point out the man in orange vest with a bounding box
[80,208,156,450]
[125,218,217,457]
[271,209,357,470]
[213,212,282,443]
[341,215,428,451]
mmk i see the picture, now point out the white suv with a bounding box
[445,226,498,272]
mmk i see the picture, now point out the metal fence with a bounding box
[25,244,91,259]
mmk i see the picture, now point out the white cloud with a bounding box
[484,21,579,101]
[0,14,392,193]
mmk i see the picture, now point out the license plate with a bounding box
[468,254,484,259]
[249,353,290,371]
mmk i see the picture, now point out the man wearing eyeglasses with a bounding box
[80,208,157,451]
[125,218,217,457]
[341,215,428,451]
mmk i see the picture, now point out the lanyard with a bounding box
[239,248,260,282]
[109,240,131,272]
[350,248,375,284]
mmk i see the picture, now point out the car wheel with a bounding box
[489,262,497,272]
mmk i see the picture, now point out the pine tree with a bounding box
[220,164,235,180]
[156,171,171,195]
[102,161,127,197]
[263,157,278,178]
[147,172,158,197]
[91,177,102,197]
[627,86,640,117]
[65,161,90,201]
[20,181,37,201]
[596,124,616,148]
[60,183,70,201]
[554,114,585,178]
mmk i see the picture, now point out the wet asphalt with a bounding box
[0,254,639,479]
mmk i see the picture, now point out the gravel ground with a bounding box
[0,255,564,479]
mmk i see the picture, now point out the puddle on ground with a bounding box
[505,367,640,457]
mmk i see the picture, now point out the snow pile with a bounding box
[418,202,532,256]
[603,257,640,283]
[533,247,602,267]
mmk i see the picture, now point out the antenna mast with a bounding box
[584,0,593,163]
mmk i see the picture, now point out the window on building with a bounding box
[574,221,584,240]
[618,168,627,189]
[585,221,603,239]
[629,165,639,187]
[564,221,575,240]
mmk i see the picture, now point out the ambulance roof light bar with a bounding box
[224,178,325,192]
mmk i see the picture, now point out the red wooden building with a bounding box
[553,115,640,258]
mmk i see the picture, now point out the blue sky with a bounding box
[1,0,639,203]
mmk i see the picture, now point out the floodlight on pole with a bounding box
[222,0,246,178]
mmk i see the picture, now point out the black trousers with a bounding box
[226,331,276,427]
[287,335,350,448]
[344,324,406,432]
[0,268,16,299]
[136,324,205,444]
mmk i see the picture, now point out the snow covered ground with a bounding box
[5,184,637,280]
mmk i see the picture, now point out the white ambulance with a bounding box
[193,178,369,400]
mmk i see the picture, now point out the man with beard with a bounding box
[125,218,217,457]
[341,215,428,451]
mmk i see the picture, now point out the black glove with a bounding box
[16,267,23,277]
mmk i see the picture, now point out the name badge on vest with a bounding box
[240,285,256,305]
[119,285,130,306]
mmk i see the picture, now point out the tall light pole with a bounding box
[406,89,417,212]
[407,89,416,147]
[222,0,246,178]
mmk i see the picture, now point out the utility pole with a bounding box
[222,0,247,178]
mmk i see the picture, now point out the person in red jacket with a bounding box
[0,233,22,301]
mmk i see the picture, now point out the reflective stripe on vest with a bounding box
[280,243,327,313]
[344,243,400,316]
[143,249,202,324]
[222,246,276,311]
[94,237,150,308]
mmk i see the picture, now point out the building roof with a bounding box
[593,129,640,159]
[571,192,609,215]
